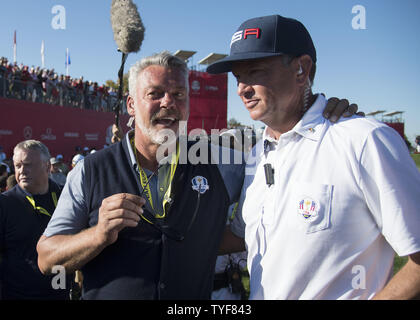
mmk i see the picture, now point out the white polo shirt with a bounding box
[231,94,420,300]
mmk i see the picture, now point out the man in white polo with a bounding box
[209,15,420,299]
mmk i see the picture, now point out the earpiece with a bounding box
[298,65,303,75]
[127,116,135,128]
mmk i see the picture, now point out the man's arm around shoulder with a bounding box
[218,226,246,256]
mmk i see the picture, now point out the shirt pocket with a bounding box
[291,182,333,234]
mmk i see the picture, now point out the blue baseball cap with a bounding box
[207,15,316,74]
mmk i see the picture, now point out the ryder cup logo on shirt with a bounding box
[297,197,320,222]
[191,176,209,194]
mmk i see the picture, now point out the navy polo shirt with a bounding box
[0,180,70,299]
[43,133,245,299]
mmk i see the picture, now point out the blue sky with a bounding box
[1,0,419,144]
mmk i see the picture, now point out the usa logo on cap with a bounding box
[230,28,261,47]
[192,176,209,194]
[297,197,319,222]
[207,14,317,75]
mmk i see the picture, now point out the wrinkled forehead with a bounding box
[13,148,42,163]
[138,65,188,89]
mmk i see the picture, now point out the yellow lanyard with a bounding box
[26,192,58,217]
[130,137,179,219]
[230,202,239,221]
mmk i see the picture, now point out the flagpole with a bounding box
[41,40,45,68]
[66,48,69,76]
[13,30,17,64]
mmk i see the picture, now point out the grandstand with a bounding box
[366,110,405,139]
[0,52,229,164]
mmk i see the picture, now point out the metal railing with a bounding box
[0,75,127,114]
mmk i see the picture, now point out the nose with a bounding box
[237,81,254,99]
[160,92,176,109]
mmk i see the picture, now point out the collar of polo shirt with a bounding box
[261,94,328,156]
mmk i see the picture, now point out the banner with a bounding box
[188,71,227,134]
[0,97,129,164]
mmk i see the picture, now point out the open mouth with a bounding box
[153,117,178,127]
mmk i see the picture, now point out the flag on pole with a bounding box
[41,40,45,68]
[13,30,17,64]
[65,48,71,76]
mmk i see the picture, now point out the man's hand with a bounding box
[37,193,146,275]
[95,193,146,246]
[323,97,364,123]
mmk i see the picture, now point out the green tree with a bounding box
[403,134,413,151]
[105,79,118,90]
[105,73,129,94]
[228,118,242,128]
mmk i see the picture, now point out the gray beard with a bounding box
[136,119,168,145]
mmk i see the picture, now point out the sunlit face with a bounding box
[127,65,189,145]
[232,56,299,126]
[13,148,50,194]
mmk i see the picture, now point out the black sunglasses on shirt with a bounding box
[138,167,201,241]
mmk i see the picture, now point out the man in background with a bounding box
[0,140,71,299]
[49,157,67,188]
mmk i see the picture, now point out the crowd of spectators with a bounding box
[0,56,127,112]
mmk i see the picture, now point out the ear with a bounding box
[295,55,313,87]
[46,161,51,174]
[126,95,136,117]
